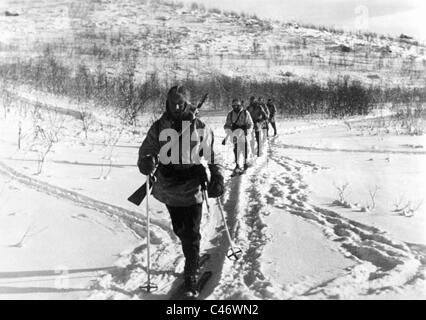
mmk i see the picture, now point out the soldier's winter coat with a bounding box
[224,109,254,131]
[138,112,222,207]
[247,102,269,131]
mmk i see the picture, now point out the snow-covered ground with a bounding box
[0,89,425,300]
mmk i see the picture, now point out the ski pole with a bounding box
[201,181,241,260]
[140,174,158,293]
[216,198,242,261]
[202,187,210,213]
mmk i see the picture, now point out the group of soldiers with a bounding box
[223,96,278,173]
[137,86,278,298]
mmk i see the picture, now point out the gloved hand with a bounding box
[194,164,210,187]
[207,165,224,198]
[181,104,198,121]
[137,154,158,175]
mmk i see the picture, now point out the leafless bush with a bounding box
[30,108,65,175]
[332,182,351,207]
[393,196,424,217]
[368,185,380,210]
[0,79,14,118]
[9,218,48,248]
[76,98,94,140]
[98,126,123,180]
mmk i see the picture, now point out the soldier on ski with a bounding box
[257,96,270,137]
[266,98,278,137]
[223,98,254,173]
[137,85,224,298]
[247,96,269,157]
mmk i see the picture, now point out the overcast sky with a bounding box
[181,0,425,40]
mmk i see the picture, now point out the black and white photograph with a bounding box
[0,0,425,303]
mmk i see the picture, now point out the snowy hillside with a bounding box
[0,0,425,86]
[0,0,425,300]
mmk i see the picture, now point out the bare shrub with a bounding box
[332,182,350,207]
[368,185,380,210]
[394,197,424,217]
[30,108,65,175]
[98,125,123,180]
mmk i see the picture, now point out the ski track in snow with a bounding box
[265,151,426,299]
[0,158,186,299]
[202,139,425,299]
[209,152,284,299]
[272,142,426,155]
[0,160,174,244]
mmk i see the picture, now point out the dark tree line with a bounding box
[1,54,425,122]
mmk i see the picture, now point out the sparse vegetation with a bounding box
[207,7,221,15]
[30,107,65,175]
[393,196,424,217]
[1,50,425,119]
[190,2,199,11]
[367,185,380,211]
[332,182,351,208]
[98,125,124,180]
[77,99,94,140]
[351,102,426,136]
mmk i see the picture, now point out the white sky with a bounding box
[181,0,426,40]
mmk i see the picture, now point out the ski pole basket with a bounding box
[227,247,243,261]
[140,283,158,293]
[216,198,243,261]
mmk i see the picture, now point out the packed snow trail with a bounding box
[208,146,348,299]
[87,134,425,300]
[204,137,425,299]
[86,160,246,299]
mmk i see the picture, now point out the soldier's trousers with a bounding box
[167,203,203,277]
[268,120,277,136]
[233,138,248,166]
[255,131,261,156]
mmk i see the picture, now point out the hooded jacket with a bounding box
[247,102,269,131]
[138,112,223,207]
[224,109,254,132]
